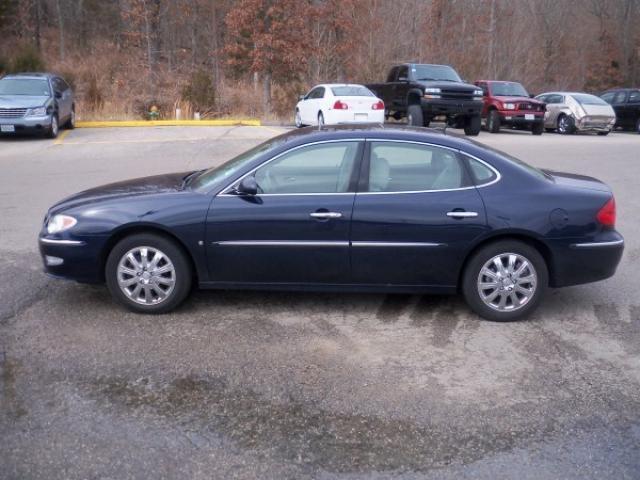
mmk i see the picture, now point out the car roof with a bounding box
[317,83,367,88]
[1,72,54,80]
[270,124,484,153]
[537,91,597,96]
[477,80,522,84]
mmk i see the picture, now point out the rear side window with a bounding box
[465,156,498,185]
[628,90,640,103]
[367,142,469,192]
[613,92,627,104]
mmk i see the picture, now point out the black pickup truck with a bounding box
[366,63,484,135]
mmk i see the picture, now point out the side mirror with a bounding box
[236,176,258,196]
[55,91,62,99]
[299,94,305,101]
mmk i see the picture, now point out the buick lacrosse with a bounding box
[39,125,624,321]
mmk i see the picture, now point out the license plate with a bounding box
[354,113,368,121]
[1,125,15,133]
[525,114,535,120]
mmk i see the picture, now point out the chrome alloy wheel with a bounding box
[117,246,176,305]
[477,253,537,312]
[558,115,572,134]
[295,110,302,128]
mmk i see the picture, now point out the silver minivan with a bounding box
[0,72,75,139]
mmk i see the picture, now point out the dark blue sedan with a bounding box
[39,125,624,321]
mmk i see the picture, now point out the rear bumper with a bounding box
[0,115,52,133]
[38,234,107,284]
[421,99,483,118]
[323,109,385,125]
[548,231,624,287]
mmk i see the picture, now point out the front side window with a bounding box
[0,78,50,96]
[253,142,360,194]
[612,92,627,104]
[367,142,468,192]
[600,92,615,104]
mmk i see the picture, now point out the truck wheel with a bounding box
[531,122,544,135]
[636,118,640,134]
[407,105,423,127]
[487,110,500,133]
[464,115,481,136]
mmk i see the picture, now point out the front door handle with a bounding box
[446,211,478,219]
[310,211,342,219]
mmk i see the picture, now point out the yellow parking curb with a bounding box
[76,119,261,128]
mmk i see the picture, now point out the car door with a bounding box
[206,140,363,285]
[53,77,71,122]
[543,94,564,128]
[393,66,409,112]
[628,90,640,128]
[350,140,488,287]
[611,91,629,127]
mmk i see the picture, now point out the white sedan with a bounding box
[295,84,385,127]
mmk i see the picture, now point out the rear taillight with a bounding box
[596,197,616,227]
[372,100,384,110]
[333,100,348,110]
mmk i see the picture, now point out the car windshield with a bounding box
[491,82,529,97]
[0,78,50,96]
[412,65,462,82]
[190,137,284,191]
[572,94,608,106]
[331,86,374,97]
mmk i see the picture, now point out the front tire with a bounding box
[464,115,481,136]
[105,233,192,314]
[407,104,424,126]
[597,131,609,136]
[487,110,500,133]
[294,109,303,128]
[64,107,76,129]
[557,114,575,135]
[46,114,59,139]
[635,118,640,134]
[531,121,544,135]
[317,111,325,128]
[462,240,548,322]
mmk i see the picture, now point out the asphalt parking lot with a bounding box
[1,126,639,479]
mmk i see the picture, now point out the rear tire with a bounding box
[105,233,192,314]
[462,240,548,322]
[317,112,325,127]
[487,110,500,133]
[464,115,481,136]
[407,104,423,126]
[635,118,640,134]
[531,122,544,135]
[294,109,303,128]
[64,107,76,129]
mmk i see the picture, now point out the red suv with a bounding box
[474,80,545,135]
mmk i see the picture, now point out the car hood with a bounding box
[417,80,478,92]
[51,171,194,212]
[0,95,50,108]
[543,169,611,192]
[494,95,542,104]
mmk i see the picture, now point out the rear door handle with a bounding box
[310,212,342,219]
[446,211,478,218]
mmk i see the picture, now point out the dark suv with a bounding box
[0,72,75,138]
[600,88,640,133]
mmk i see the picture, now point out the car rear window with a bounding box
[572,94,608,106]
[331,86,374,97]
[0,78,50,96]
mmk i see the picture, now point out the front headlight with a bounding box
[47,214,77,234]
[27,106,48,117]
[503,103,516,110]
[424,88,441,94]
[473,89,484,96]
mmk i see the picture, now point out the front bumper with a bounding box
[547,231,624,287]
[421,98,483,118]
[38,234,108,284]
[498,111,544,125]
[0,115,52,134]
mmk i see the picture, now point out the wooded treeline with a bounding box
[1,0,638,120]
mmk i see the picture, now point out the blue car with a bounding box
[39,125,624,321]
